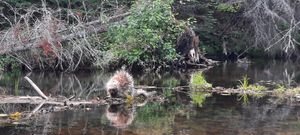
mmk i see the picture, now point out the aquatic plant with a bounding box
[238,75,266,91]
[135,102,178,127]
[286,87,300,96]
[239,75,249,90]
[190,92,211,107]
[248,85,267,91]
[238,92,249,105]
[274,84,300,99]
[275,84,286,95]
[190,72,212,90]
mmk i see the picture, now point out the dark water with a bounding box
[0,60,300,135]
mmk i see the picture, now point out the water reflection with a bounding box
[0,71,112,99]
[205,60,300,87]
[0,60,300,134]
[105,104,135,129]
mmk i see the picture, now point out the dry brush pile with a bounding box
[0,0,130,71]
[224,0,300,57]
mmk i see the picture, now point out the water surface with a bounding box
[0,60,300,135]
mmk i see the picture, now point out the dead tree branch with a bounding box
[24,76,49,99]
[0,12,130,55]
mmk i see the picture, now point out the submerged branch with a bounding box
[25,102,45,119]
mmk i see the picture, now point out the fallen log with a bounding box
[0,95,104,105]
[136,85,276,97]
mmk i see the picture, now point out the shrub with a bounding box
[107,0,184,68]
[0,55,20,71]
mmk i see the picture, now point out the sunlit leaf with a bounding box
[126,94,134,105]
[9,112,21,120]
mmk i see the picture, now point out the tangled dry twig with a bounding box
[0,1,129,71]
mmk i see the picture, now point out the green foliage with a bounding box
[0,55,20,72]
[0,69,21,95]
[275,84,286,95]
[180,1,250,57]
[239,75,249,89]
[216,3,240,13]
[189,72,212,106]
[238,92,249,105]
[135,102,180,126]
[163,88,173,98]
[249,85,267,91]
[190,72,212,90]
[238,75,266,91]
[161,77,180,102]
[162,77,180,88]
[190,92,211,107]
[107,0,184,67]
[274,84,300,98]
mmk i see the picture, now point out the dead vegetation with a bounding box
[228,0,300,56]
[0,1,130,71]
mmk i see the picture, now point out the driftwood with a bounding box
[0,95,104,106]
[136,85,276,97]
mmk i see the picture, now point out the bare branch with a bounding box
[24,76,49,99]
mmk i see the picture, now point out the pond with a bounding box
[0,60,300,135]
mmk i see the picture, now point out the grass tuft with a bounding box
[190,72,212,90]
